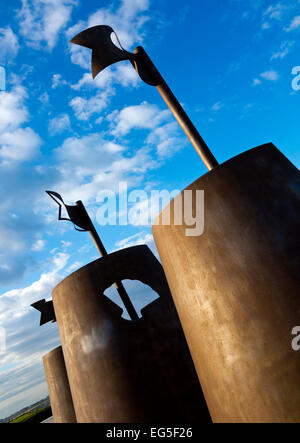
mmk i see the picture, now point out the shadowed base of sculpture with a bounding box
[52,245,211,423]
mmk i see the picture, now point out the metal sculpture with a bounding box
[45,190,139,321]
[51,245,211,423]
[70,25,218,171]
[69,25,300,423]
[31,299,56,325]
[43,346,77,423]
[152,145,300,424]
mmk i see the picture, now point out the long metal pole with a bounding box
[76,200,139,321]
[133,46,219,171]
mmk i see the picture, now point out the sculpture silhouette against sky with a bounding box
[71,25,218,171]
[33,191,139,321]
[70,23,300,423]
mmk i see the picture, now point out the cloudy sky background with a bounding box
[0,0,300,418]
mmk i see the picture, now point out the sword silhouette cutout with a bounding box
[45,190,139,321]
[70,25,218,171]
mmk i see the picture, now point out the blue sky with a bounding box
[0,0,299,418]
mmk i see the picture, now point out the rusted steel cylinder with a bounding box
[43,346,77,423]
[152,143,300,423]
[52,246,210,423]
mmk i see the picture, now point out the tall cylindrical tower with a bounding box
[52,246,210,423]
[43,346,77,423]
[152,143,300,423]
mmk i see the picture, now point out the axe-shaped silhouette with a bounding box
[31,299,56,326]
[71,25,218,171]
[44,190,139,321]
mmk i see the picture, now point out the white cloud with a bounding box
[0,86,41,164]
[115,231,154,249]
[262,22,271,29]
[53,133,157,203]
[0,127,41,163]
[107,101,185,157]
[66,0,150,119]
[0,253,69,321]
[18,0,78,50]
[0,253,70,417]
[69,64,139,119]
[115,63,140,87]
[253,78,262,86]
[263,3,287,21]
[71,63,139,91]
[0,82,49,286]
[285,15,300,32]
[211,101,224,111]
[71,70,112,91]
[69,88,113,120]
[48,113,70,135]
[271,40,294,59]
[61,240,72,249]
[38,92,49,105]
[31,239,45,252]
[146,121,186,157]
[0,86,28,133]
[67,0,150,71]
[260,70,280,81]
[108,101,170,136]
[0,228,25,253]
[87,0,149,48]
[0,27,19,64]
[67,261,82,273]
[52,74,68,89]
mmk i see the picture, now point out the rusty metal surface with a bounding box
[152,143,300,423]
[43,346,77,423]
[52,245,211,423]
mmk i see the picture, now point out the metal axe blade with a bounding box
[70,24,218,170]
[31,299,56,326]
[70,25,133,79]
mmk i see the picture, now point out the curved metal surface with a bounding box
[152,143,300,423]
[52,245,211,423]
[43,346,77,423]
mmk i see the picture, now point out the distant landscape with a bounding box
[0,397,51,423]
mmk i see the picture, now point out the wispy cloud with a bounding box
[270,40,294,59]
[263,3,287,21]
[260,69,280,81]
[48,113,70,136]
[253,78,262,86]
[0,85,41,165]
[107,101,185,157]
[0,253,70,417]
[31,239,46,252]
[67,0,150,71]
[69,89,113,120]
[51,74,68,89]
[52,132,157,203]
[285,15,300,32]
[115,231,154,249]
[211,101,224,111]
[108,101,170,136]
[0,27,19,64]
[18,0,78,50]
